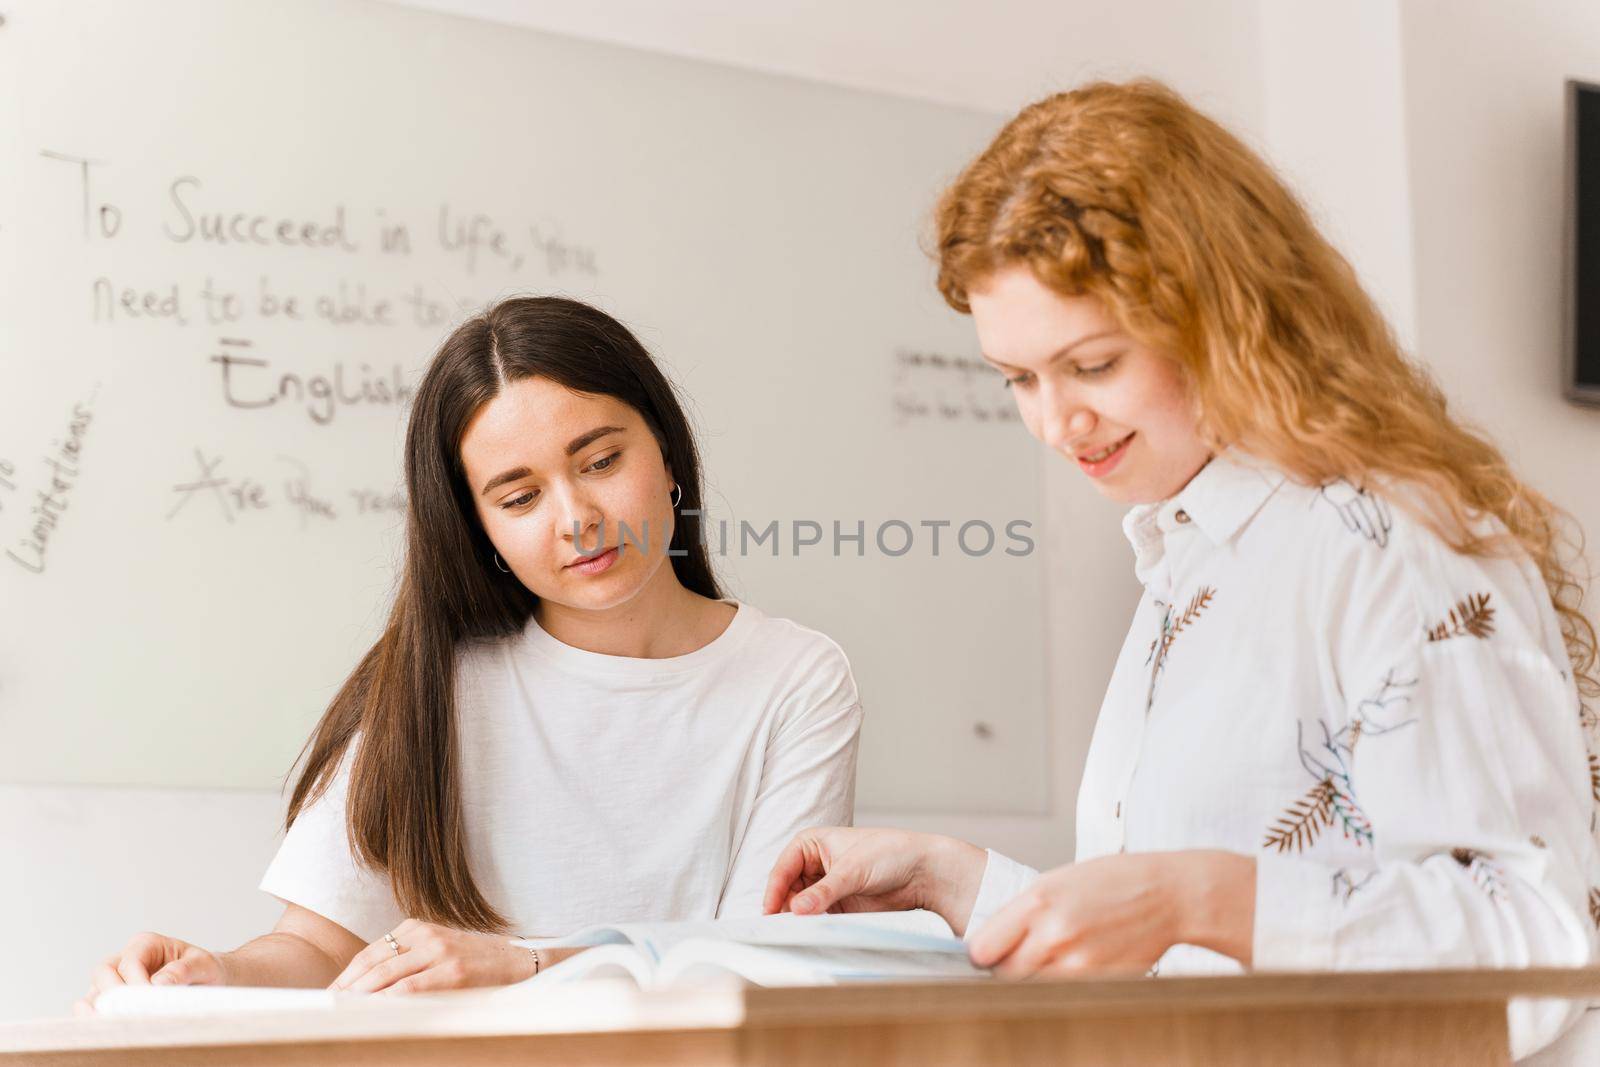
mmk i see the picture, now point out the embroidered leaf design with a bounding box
[1331,868,1376,902]
[1172,586,1214,638]
[1288,719,1377,851]
[1590,751,1600,804]
[1143,598,1170,667]
[1451,847,1506,902]
[1327,784,1375,847]
[1346,718,1364,754]
[1473,864,1506,901]
[1152,586,1216,666]
[1337,870,1376,902]
[1581,701,1599,734]
[1424,592,1495,642]
[1264,778,1337,853]
[1590,888,1600,930]
[1530,834,1547,849]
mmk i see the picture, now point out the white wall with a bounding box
[3,0,1264,1023]
[1251,1,1600,600]
[1397,0,1600,581]
[388,0,1265,122]
[1255,0,1417,350]
[4,785,287,1011]
[22,0,1600,1027]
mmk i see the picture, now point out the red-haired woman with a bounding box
[766,80,1599,1059]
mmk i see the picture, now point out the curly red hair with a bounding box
[935,78,1597,704]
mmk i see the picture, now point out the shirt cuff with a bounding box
[1251,851,1337,971]
[964,849,1040,940]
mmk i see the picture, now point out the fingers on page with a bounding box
[151,950,202,986]
[762,840,807,914]
[990,930,1056,979]
[794,864,857,914]
[91,958,125,993]
[966,898,1032,970]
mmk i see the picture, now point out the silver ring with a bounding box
[383,932,402,957]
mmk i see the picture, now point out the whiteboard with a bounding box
[0,0,1049,814]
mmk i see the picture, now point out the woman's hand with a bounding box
[77,932,227,1015]
[328,920,544,995]
[763,827,989,935]
[968,850,1255,977]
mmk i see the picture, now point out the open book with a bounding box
[501,910,989,991]
[90,911,986,1016]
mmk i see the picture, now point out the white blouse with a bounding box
[968,451,1600,1059]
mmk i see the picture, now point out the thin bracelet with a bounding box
[514,937,542,976]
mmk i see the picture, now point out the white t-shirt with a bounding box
[259,601,862,941]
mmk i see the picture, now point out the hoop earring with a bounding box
[669,483,682,509]
[493,552,511,574]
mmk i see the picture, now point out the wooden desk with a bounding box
[4,967,1599,1066]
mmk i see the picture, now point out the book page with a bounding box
[657,940,989,987]
[91,985,352,1017]
[516,910,965,964]
[506,912,988,991]
[527,944,654,987]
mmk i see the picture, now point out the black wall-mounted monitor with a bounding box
[1567,78,1600,407]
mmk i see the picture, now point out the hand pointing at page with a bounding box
[762,827,987,936]
[764,828,1257,976]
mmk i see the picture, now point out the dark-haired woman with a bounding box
[81,297,862,1006]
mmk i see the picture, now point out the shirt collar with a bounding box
[1121,449,1287,583]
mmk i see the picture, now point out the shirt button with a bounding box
[1174,509,1191,524]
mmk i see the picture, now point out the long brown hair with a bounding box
[933,78,1597,700]
[285,297,722,932]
